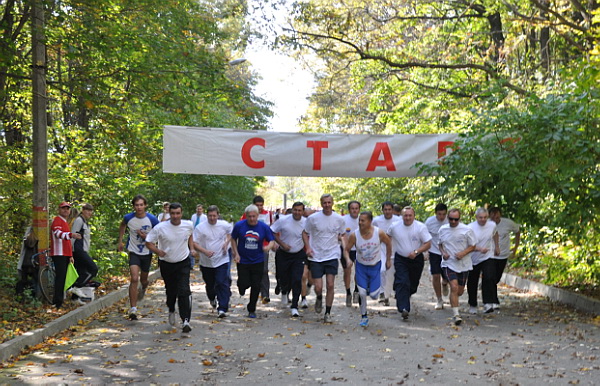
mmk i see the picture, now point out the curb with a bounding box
[501,273,600,316]
[0,270,161,363]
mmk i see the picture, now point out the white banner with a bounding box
[163,126,458,178]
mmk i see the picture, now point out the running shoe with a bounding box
[469,306,478,315]
[323,313,332,323]
[291,308,300,317]
[218,310,227,318]
[453,315,463,326]
[352,291,359,304]
[275,284,281,295]
[128,307,138,321]
[300,298,308,309]
[493,303,500,311]
[359,316,369,327]
[281,293,289,305]
[483,303,494,314]
[261,297,270,304]
[435,299,444,310]
[70,287,86,298]
[168,311,177,326]
[182,319,192,333]
[315,297,323,313]
[378,293,386,303]
[210,299,217,309]
[138,286,147,301]
[382,298,390,306]
[442,282,449,297]
[345,293,352,307]
[401,309,409,320]
[248,312,257,318]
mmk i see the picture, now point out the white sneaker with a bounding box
[128,307,138,321]
[168,312,177,326]
[442,282,449,297]
[300,298,308,309]
[453,315,463,326]
[182,319,192,333]
[483,303,494,313]
[70,287,86,298]
[218,310,227,318]
[281,293,289,305]
[435,299,444,310]
[469,306,478,315]
[493,303,500,311]
[291,308,299,317]
[323,313,332,323]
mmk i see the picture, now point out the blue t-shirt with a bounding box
[123,212,159,255]
[231,220,274,264]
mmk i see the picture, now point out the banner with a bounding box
[163,126,458,178]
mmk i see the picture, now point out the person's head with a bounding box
[132,195,148,215]
[347,200,361,218]
[162,201,170,212]
[320,194,334,215]
[448,209,461,228]
[58,201,71,218]
[285,208,293,215]
[381,201,394,219]
[402,206,416,226]
[196,204,204,215]
[304,208,315,217]
[206,205,219,225]
[245,204,259,225]
[358,211,373,230]
[252,196,265,211]
[169,202,183,225]
[475,207,489,226]
[393,204,402,216]
[434,203,448,222]
[81,203,94,220]
[489,207,502,224]
[292,202,305,221]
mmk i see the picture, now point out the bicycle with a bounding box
[31,249,55,304]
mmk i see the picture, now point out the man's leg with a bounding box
[159,260,178,314]
[408,254,425,296]
[394,256,411,313]
[214,263,231,313]
[260,250,270,301]
[325,273,336,307]
[129,264,140,308]
[480,259,498,307]
[200,265,217,303]
[277,250,291,297]
[248,262,263,313]
[494,258,508,284]
[175,258,192,322]
[289,255,304,309]
[467,263,482,307]
[52,256,68,308]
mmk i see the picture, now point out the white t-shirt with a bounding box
[425,215,448,255]
[387,220,432,257]
[373,215,398,260]
[494,217,520,260]
[271,215,306,254]
[304,211,345,262]
[191,213,208,228]
[343,214,359,251]
[193,220,232,268]
[158,212,170,222]
[468,220,497,266]
[439,223,477,273]
[355,227,381,266]
[146,220,194,263]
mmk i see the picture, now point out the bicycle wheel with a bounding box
[38,266,55,304]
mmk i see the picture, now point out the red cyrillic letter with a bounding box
[307,140,329,170]
[437,141,455,158]
[241,137,265,169]
[366,142,396,172]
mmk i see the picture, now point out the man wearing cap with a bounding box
[50,201,82,309]
[71,203,98,291]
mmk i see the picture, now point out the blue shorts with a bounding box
[355,261,382,296]
[129,252,152,272]
[443,267,469,287]
[310,259,339,278]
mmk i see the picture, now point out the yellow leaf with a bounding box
[305,344,312,348]
[168,358,176,363]
[432,354,444,358]
[258,353,266,358]
[202,359,213,366]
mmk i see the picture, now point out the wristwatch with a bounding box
[414,249,419,255]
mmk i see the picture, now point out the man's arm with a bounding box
[456,245,476,260]
[145,241,165,258]
[379,230,393,270]
[274,233,290,251]
[302,230,313,257]
[344,233,356,261]
[493,231,500,256]
[230,237,240,263]
[188,235,197,258]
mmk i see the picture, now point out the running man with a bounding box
[146,203,196,333]
[193,205,233,318]
[489,207,520,310]
[342,200,361,306]
[372,201,398,306]
[231,204,275,318]
[439,209,477,326]
[303,194,349,323]
[271,201,307,317]
[345,211,392,327]
[467,208,500,314]
[387,206,431,320]
[117,194,159,320]
[425,203,449,310]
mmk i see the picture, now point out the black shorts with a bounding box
[429,253,447,280]
[443,267,469,287]
[310,259,339,278]
[340,249,356,269]
[129,252,152,272]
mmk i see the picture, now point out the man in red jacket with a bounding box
[50,201,82,309]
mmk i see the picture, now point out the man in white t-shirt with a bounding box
[190,204,208,228]
[387,206,431,320]
[271,201,307,317]
[146,203,196,333]
[303,194,350,323]
[467,208,500,314]
[425,203,449,310]
[342,200,361,307]
[372,201,398,306]
[193,205,232,318]
[489,207,520,308]
[439,209,477,326]
[157,201,171,222]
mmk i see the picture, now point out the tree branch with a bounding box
[529,0,588,33]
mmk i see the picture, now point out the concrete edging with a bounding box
[501,273,600,316]
[0,270,161,363]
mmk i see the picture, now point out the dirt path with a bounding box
[1,260,598,385]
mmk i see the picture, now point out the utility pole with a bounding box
[31,0,49,254]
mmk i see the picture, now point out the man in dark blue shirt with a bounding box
[231,205,275,318]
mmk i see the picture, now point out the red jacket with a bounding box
[50,215,74,257]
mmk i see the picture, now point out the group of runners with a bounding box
[116,193,520,332]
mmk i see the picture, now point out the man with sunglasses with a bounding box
[439,209,477,326]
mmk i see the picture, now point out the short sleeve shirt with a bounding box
[193,220,232,268]
[123,212,159,255]
[271,215,306,254]
[231,220,274,264]
[304,211,345,263]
